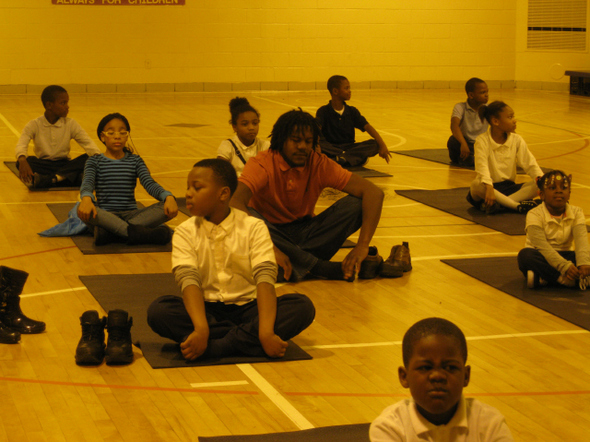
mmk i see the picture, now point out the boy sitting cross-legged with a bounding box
[147,159,315,360]
[370,318,513,441]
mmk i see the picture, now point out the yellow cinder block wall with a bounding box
[0,0,587,90]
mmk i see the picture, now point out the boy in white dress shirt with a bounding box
[147,159,315,360]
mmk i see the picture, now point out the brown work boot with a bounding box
[380,242,412,278]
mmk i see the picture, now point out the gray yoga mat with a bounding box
[198,423,370,442]
[4,161,80,191]
[392,149,551,174]
[346,165,392,178]
[79,273,313,368]
[46,203,172,254]
[395,187,527,235]
[176,198,356,248]
[442,256,590,332]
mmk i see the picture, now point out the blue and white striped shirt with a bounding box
[80,153,173,211]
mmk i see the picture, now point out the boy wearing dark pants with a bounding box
[316,75,391,167]
[147,159,314,360]
[447,78,489,167]
[15,85,100,189]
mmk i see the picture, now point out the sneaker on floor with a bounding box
[359,246,383,279]
[580,276,590,291]
[517,200,539,214]
[526,270,547,289]
[465,191,479,208]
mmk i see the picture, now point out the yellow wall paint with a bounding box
[0,0,583,87]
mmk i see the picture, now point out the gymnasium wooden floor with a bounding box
[0,87,589,441]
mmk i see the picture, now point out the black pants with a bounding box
[517,248,576,284]
[249,195,363,282]
[147,293,315,357]
[447,135,474,165]
[16,154,89,186]
[319,139,379,167]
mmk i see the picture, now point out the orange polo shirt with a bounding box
[239,150,352,225]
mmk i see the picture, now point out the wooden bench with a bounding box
[565,70,590,96]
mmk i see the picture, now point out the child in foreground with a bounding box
[77,113,177,245]
[147,159,315,360]
[518,170,590,289]
[467,101,543,214]
[370,318,513,441]
[217,97,269,176]
[447,78,489,167]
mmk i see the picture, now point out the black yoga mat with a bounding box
[442,256,590,331]
[346,165,392,178]
[79,273,313,368]
[4,161,79,191]
[198,423,370,442]
[46,203,172,254]
[391,149,551,174]
[176,198,356,248]
[395,187,527,235]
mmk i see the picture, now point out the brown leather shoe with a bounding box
[359,246,383,279]
[380,242,412,278]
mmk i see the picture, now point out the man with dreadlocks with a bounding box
[231,109,384,282]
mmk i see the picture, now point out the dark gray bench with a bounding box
[565,70,590,96]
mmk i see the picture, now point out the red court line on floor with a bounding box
[537,132,589,161]
[0,245,78,261]
[1,375,588,398]
[0,376,258,395]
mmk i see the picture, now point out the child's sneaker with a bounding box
[517,200,540,214]
[579,275,590,291]
[527,270,547,289]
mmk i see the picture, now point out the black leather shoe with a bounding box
[0,266,46,334]
[105,309,134,365]
[75,310,106,365]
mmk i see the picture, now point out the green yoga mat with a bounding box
[79,273,313,368]
[46,203,172,254]
[442,256,590,331]
[198,423,370,442]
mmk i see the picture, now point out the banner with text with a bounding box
[52,0,185,5]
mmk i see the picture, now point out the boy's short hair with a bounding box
[41,85,67,106]
[269,108,320,152]
[465,78,485,94]
[402,317,468,367]
[327,75,348,93]
[193,158,238,196]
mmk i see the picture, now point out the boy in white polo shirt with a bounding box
[370,318,513,442]
[147,159,315,360]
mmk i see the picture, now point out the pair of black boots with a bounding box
[0,266,46,344]
[75,309,134,366]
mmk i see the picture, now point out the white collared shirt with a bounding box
[172,208,276,304]
[370,397,514,442]
[217,135,270,176]
[15,115,100,160]
[474,131,543,186]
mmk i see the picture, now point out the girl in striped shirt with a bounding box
[77,113,177,245]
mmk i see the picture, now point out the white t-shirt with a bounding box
[217,135,270,176]
[370,397,514,442]
[172,208,275,304]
